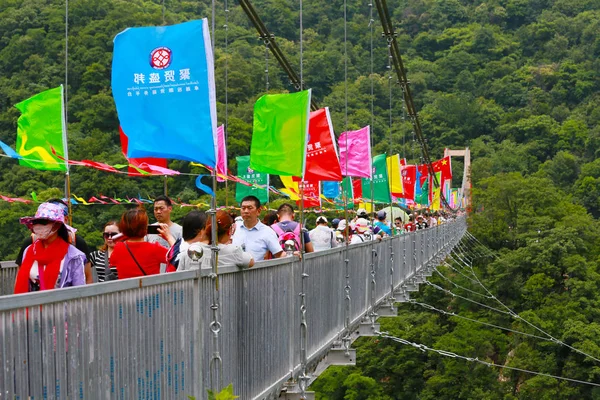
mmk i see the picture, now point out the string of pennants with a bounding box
[0,191,394,214]
[0,19,463,212]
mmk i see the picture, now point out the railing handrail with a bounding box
[0,218,466,399]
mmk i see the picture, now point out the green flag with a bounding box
[361,154,391,203]
[15,86,66,171]
[250,90,311,176]
[236,155,269,205]
[415,176,429,206]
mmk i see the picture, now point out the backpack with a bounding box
[271,222,302,252]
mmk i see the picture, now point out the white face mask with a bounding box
[32,224,57,240]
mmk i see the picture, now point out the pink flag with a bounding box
[338,126,372,178]
[216,125,227,182]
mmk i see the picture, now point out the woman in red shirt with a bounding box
[110,208,173,279]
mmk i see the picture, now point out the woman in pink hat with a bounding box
[14,202,86,294]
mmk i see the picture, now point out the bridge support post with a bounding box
[377,305,398,317]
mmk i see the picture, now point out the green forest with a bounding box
[1,0,600,397]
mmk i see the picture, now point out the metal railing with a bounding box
[0,217,466,399]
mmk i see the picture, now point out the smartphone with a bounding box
[147,225,161,235]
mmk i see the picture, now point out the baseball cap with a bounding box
[316,216,328,224]
[377,210,386,219]
[356,208,368,218]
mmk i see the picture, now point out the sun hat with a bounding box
[20,202,76,232]
[355,218,369,233]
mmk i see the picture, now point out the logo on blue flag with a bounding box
[112,19,218,166]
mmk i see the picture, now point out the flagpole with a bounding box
[63,0,71,224]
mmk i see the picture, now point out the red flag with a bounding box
[120,127,167,176]
[296,181,321,208]
[399,165,416,201]
[294,108,342,182]
[352,178,363,202]
[431,156,452,182]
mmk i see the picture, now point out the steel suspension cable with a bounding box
[373,0,457,211]
[449,250,600,364]
[407,299,551,341]
[237,0,317,110]
[378,332,600,388]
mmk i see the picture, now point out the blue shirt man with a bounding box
[374,210,392,236]
[231,196,283,261]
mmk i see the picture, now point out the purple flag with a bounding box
[216,124,227,182]
[338,126,372,178]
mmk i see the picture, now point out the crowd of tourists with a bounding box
[12,195,455,294]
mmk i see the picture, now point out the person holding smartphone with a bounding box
[147,195,182,248]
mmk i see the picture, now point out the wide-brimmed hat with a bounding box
[355,218,369,233]
[20,202,75,232]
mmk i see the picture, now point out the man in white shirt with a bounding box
[309,216,338,251]
[232,196,284,261]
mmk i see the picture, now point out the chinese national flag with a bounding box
[431,156,452,183]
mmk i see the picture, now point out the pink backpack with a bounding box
[271,223,302,251]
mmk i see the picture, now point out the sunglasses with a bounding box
[31,219,52,225]
[103,232,119,239]
[394,222,402,225]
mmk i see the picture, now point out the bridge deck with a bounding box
[0,218,466,399]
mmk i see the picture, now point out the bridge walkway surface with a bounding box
[0,217,466,399]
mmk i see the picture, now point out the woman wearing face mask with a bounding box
[14,203,86,293]
[89,221,120,282]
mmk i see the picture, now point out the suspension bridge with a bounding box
[0,219,467,399]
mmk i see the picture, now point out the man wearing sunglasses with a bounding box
[15,198,93,284]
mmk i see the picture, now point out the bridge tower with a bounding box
[444,147,471,212]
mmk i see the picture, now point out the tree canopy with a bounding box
[1,0,600,396]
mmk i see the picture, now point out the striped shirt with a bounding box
[89,250,118,282]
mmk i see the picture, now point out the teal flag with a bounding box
[361,154,391,203]
[250,90,311,176]
[415,176,429,206]
[236,155,269,205]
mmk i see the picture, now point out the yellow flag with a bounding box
[386,155,403,196]
[280,176,300,200]
[358,202,374,213]
[431,172,442,211]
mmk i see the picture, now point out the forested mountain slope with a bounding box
[1,0,600,396]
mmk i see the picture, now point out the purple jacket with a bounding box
[22,244,86,290]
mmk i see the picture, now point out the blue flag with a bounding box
[322,181,340,199]
[111,19,217,166]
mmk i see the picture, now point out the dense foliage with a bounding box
[1,0,600,397]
